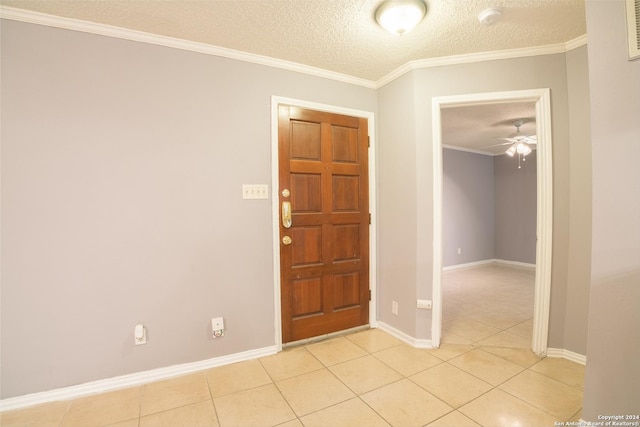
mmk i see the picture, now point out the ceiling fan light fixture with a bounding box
[517,143,532,156]
[501,119,536,159]
[375,0,427,35]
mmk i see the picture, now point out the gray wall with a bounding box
[442,149,495,266]
[583,0,640,419]
[378,51,591,350]
[0,20,377,398]
[442,148,536,268]
[545,44,594,356]
[563,41,592,357]
[376,72,420,336]
[494,152,537,264]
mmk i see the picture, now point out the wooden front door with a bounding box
[278,105,370,343]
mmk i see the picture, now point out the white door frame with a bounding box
[431,89,553,356]
[270,96,377,351]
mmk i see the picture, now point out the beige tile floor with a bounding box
[442,264,536,347]
[2,266,585,427]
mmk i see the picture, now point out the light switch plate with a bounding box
[242,184,269,199]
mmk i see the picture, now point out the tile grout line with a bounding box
[259,348,315,425]
[136,385,143,427]
[297,334,413,426]
[495,379,571,423]
[495,366,585,421]
[55,400,72,427]
[442,358,527,427]
[203,368,223,427]
[450,354,581,426]
[329,337,458,426]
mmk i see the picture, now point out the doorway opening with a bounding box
[431,89,553,356]
[440,102,537,348]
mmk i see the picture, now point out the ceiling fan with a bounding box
[485,119,537,168]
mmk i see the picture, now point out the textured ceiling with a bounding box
[441,102,537,155]
[1,0,587,82]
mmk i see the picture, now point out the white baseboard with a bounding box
[494,259,536,270]
[443,258,535,271]
[378,323,586,366]
[443,259,495,271]
[547,347,587,365]
[0,345,278,412]
[378,320,586,366]
[1,334,584,412]
[376,321,435,349]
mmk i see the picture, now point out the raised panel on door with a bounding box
[278,105,369,343]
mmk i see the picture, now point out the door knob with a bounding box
[282,236,292,245]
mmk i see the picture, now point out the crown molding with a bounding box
[442,144,538,158]
[1,6,587,90]
[0,6,377,89]
[442,144,498,156]
[376,34,588,87]
[565,34,588,51]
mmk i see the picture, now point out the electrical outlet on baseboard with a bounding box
[417,299,432,309]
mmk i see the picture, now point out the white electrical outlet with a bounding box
[457,248,462,255]
[417,299,432,310]
[242,184,269,199]
[134,324,147,345]
[392,301,398,315]
[211,317,225,338]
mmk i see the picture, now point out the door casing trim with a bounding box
[270,96,377,351]
[431,88,553,356]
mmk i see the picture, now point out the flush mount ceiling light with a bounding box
[375,0,427,35]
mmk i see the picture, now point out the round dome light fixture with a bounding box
[478,7,502,26]
[375,0,427,35]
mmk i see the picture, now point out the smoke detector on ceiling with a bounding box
[478,7,502,26]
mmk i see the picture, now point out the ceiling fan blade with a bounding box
[481,142,512,149]
[498,136,537,144]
